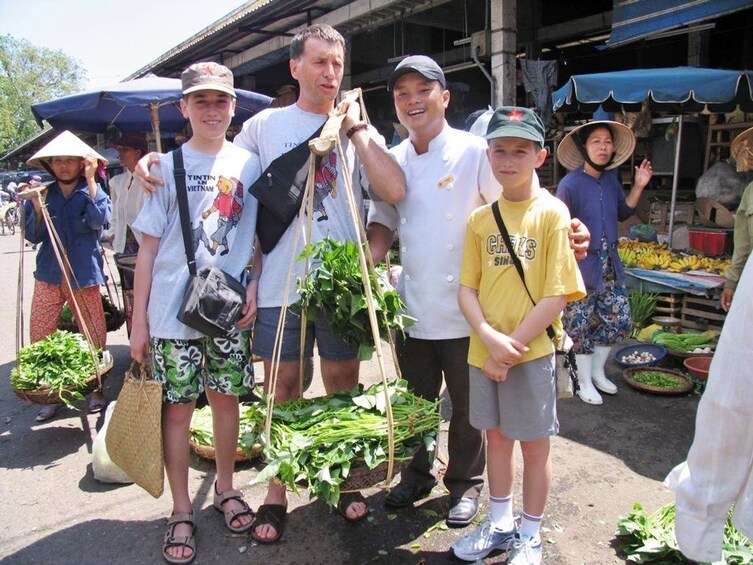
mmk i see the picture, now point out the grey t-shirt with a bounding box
[133,142,260,339]
[233,103,385,308]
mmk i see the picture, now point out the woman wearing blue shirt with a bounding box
[556,121,653,405]
[24,131,112,421]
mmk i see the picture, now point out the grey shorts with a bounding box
[469,355,559,441]
[252,306,357,362]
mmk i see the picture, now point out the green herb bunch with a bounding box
[628,287,659,336]
[294,238,415,360]
[617,502,752,564]
[241,380,441,508]
[10,330,100,405]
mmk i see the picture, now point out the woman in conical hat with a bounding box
[555,121,653,406]
[24,130,112,422]
[721,126,753,312]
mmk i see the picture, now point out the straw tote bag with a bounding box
[106,361,164,498]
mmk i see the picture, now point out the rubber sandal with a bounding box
[213,484,254,534]
[35,405,60,422]
[337,491,369,523]
[250,503,287,544]
[87,397,106,414]
[163,512,196,565]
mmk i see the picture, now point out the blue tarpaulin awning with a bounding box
[552,67,753,113]
[605,0,753,49]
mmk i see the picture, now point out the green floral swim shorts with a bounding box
[150,330,254,403]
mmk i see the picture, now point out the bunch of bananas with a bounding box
[617,239,731,276]
[638,250,672,270]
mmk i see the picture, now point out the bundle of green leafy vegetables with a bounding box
[294,238,415,360]
[190,404,257,451]
[617,502,752,564]
[10,330,99,405]
[240,379,441,508]
[59,294,125,331]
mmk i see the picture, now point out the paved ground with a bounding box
[0,229,700,564]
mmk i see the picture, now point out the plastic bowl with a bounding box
[613,343,667,368]
[683,356,712,380]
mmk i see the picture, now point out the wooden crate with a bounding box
[654,293,682,318]
[681,295,726,332]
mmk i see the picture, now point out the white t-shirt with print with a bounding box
[234,103,384,308]
[133,142,260,339]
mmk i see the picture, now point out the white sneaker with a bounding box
[507,534,543,565]
[451,518,516,561]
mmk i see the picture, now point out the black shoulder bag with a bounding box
[490,201,578,399]
[174,147,247,338]
[249,124,324,253]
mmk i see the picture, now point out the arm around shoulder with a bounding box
[350,126,406,205]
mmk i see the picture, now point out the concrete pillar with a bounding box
[687,30,710,67]
[491,0,517,106]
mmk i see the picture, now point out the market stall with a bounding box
[553,67,753,245]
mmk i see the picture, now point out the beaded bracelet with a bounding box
[345,122,368,138]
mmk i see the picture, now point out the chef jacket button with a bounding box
[445,213,453,220]
[446,244,454,251]
[400,218,407,224]
[401,246,407,252]
[446,275,454,282]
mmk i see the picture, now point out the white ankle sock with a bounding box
[490,494,514,531]
[519,511,543,541]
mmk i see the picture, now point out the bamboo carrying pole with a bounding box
[263,88,401,488]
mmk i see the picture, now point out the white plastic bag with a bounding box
[92,401,133,484]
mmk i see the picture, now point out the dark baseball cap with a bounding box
[484,106,545,146]
[111,132,148,153]
[387,55,446,91]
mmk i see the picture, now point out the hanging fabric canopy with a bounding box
[604,0,753,49]
[553,67,753,114]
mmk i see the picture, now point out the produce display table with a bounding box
[625,268,724,297]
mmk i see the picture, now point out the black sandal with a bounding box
[250,504,287,544]
[337,491,369,523]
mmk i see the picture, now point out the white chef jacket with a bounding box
[368,122,501,340]
[665,256,753,563]
[109,169,146,253]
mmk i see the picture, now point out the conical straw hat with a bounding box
[731,126,753,172]
[556,120,635,171]
[27,130,108,170]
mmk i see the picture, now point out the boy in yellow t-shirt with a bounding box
[452,107,585,564]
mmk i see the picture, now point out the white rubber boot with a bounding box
[575,354,603,405]
[592,345,618,395]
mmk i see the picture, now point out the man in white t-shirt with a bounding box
[368,55,590,528]
[134,24,405,543]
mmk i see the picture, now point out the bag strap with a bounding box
[490,200,556,342]
[173,148,196,277]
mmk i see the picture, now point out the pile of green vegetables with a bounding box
[630,370,688,389]
[190,404,251,447]
[617,502,752,564]
[651,330,720,353]
[628,287,659,337]
[240,380,441,508]
[59,294,125,331]
[10,330,99,405]
[294,238,415,360]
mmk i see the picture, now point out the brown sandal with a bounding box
[163,512,196,565]
[337,491,370,523]
[250,504,287,544]
[213,484,255,534]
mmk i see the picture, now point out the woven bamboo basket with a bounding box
[13,350,113,405]
[340,458,411,492]
[188,439,260,463]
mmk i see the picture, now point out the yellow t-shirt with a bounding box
[460,191,586,368]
